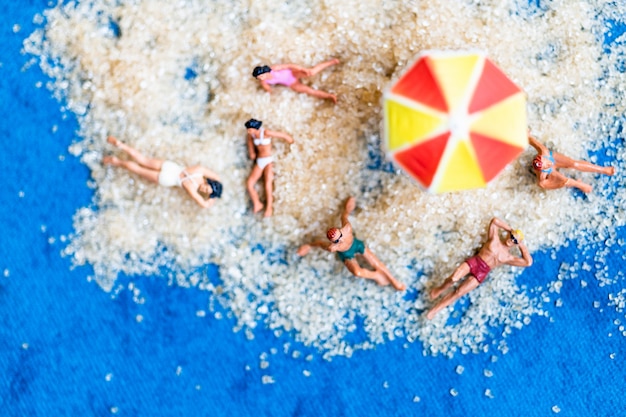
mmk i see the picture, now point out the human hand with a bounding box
[345,196,356,213]
[297,244,311,256]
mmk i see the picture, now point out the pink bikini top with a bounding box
[265,69,297,86]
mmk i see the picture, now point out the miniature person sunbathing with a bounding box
[529,134,615,193]
[103,136,222,208]
[252,59,339,103]
[297,196,406,291]
[427,218,532,320]
[245,119,294,217]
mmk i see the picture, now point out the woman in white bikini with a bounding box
[103,136,222,208]
[244,119,294,217]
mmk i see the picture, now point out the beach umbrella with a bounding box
[383,50,528,193]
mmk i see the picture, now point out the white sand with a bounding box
[24,0,626,357]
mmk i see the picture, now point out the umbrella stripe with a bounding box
[435,140,486,193]
[470,133,526,182]
[470,92,527,147]
[468,58,522,114]
[394,132,451,188]
[390,57,448,112]
[429,53,482,113]
[385,98,447,151]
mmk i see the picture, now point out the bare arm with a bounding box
[506,241,533,267]
[187,188,216,209]
[265,129,294,144]
[297,240,331,256]
[259,80,272,93]
[488,217,513,240]
[247,134,256,160]
[198,166,220,181]
[528,135,548,154]
[341,197,356,226]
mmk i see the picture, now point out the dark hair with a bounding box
[244,118,262,129]
[252,65,271,78]
[206,178,223,199]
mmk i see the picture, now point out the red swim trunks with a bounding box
[465,256,491,284]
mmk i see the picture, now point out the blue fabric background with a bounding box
[1,1,625,416]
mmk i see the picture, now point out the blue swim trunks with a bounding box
[337,238,365,262]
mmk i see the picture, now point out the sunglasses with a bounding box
[332,232,343,244]
[510,232,519,245]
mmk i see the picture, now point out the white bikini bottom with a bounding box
[256,156,273,170]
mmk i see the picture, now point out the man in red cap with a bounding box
[297,196,406,291]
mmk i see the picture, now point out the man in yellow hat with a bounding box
[427,217,533,319]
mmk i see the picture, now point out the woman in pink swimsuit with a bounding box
[103,136,222,208]
[244,119,294,217]
[252,59,339,103]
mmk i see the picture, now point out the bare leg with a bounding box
[427,276,480,320]
[262,163,274,217]
[361,249,406,291]
[554,152,615,176]
[306,59,340,76]
[108,136,163,170]
[563,177,593,193]
[290,82,337,103]
[246,164,265,213]
[103,156,160,184]
[429,262,471,300]
[344,259,390,287]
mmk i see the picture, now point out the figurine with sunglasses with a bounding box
[297,196,406,291]
[427,217,533,319]
[528,133,615,193]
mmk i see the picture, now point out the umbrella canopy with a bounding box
[384,50,528,193]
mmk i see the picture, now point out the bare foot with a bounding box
[252,201,263,214]
[107,136,121,147]
[391,280,406,291]
[102,155,120,166]
[580,184,593,193]
[606,166,616,176]
[264,207,273,217]
[426,309,437,320]
[329,94,337,104]
[380,269,406,291]
[331,58,340,65]
[430,287,443,300]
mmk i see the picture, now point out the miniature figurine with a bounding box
[245,119,294,217]
[252,59,340,103]
[103,136,222,208]
[297,196,406,291]
[427,217,532,319]
[528,133,615,193]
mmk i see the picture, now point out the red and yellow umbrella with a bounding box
[384,50,528,193]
